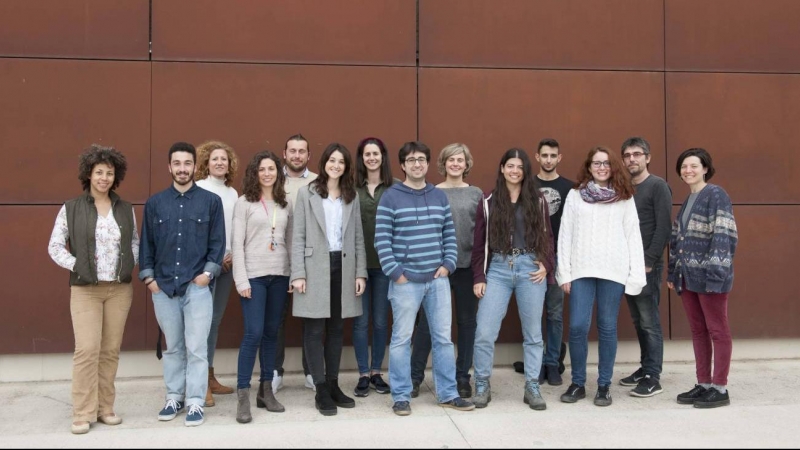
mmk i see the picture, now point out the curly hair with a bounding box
[77,144,127,192]
[311,143,356,204]
[437,143,474,179]
[195,140,239,187]
[242,151,287,208]
[575,146,634,200]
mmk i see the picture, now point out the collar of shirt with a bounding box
[283,165,311,178]
[169,182,199,199]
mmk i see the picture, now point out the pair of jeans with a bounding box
[388,276,458,403]
[304,252,344,384]
[568,277,625,387]
[352,268,390,375]
[680,286,732,386]
[274,294,309,376]
[237,275,289,389]
[152,282,213,407]
[624,263,664,379]
[474,254,547,382]
[543,282,565,368]
[70,282,133,422]
[207,269,234,367]
[411,267,478,383]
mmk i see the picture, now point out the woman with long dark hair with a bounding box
[471,148,555,410]
[557,146,646,407]
[231,151,292,423]
[291,143,367,416]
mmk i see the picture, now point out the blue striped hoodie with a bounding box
[375,182,458,282]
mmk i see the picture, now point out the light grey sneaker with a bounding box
[473,378,491,408]
[523,380,547,410]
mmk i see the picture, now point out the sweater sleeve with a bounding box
[666,215,680,286]
[556,190,576,286]
[353,196,368,279]
[231,198,249,292]
[704,188,738,292]
[541,198,556,285]
[623,198,647,295]
[645,180,673,268]
[375,193,404,281]
[471,196,488,284]
[441,202,458,274]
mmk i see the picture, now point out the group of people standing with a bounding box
[48,134,738,434]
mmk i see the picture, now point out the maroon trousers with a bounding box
[680,287,732,386]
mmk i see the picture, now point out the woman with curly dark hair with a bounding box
[231,151,292,423]
[557,146,645,407]
[47,144,139,434]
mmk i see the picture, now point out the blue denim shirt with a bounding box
[139,183,225,297]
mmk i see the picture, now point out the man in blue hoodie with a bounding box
[375,141,475,416]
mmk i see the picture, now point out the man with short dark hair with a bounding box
[139,142,225,427]
[620,136,672,398]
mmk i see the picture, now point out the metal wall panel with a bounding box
[666,72,800,204]
[0,59,151,204]
[0,0,150,60]
[419,0,664,70]
[666,0,800,73]
[152,0,416,65]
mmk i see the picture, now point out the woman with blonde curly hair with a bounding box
[195,140,240,405]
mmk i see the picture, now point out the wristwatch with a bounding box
[203,271,213,281]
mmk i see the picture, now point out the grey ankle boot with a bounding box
[262,383,286,413]
[237,388,252,423]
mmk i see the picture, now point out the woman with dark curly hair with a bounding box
[194,140,240,406]
[231,151,292,423]
[47,144,139,434]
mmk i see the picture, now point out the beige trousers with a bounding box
[70,282,132,422]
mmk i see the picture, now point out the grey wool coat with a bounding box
[290,184,367,319]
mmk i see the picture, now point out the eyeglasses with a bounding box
[591,161,611,168]
[623,151,647,159]
[404,157,428,165]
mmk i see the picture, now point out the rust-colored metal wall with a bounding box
[1,0,797,354]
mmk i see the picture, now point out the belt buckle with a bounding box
[511,248,522,257]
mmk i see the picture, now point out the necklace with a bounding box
[259,198,278,251]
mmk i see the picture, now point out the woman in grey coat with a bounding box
[291,142,367,416]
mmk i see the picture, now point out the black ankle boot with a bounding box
[315,382,337,416]
[328,379,355,408]
[256,380,267,408]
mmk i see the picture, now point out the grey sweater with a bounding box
[441,185,484,268]
[633,175,672,268]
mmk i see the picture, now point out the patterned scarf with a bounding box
[579,180,620,204]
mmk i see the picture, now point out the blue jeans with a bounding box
[151,282,213,407]
[624,263,664,379]
[568,277,625,387]
[352,268,391,375]
[543,282,565,368]
[207,269,233,367]
[388,276,458,403]
[411,267,478,383]
[237,275,289,389]
[474,253,547,382]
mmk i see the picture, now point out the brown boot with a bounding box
[205,386,215,407]
[209,367,234,395]
[260,382,285,413]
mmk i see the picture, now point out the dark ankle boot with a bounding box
[256,381,267,409]
[328,379,355,408]
[315,382,337,416]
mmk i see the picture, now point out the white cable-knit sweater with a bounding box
[556,189,646,295]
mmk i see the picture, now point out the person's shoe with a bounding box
[440,397,475,411]
[71,421,90,434]
[473,378,491,408]
[97,413,122,425]
[305,374,316,391]
[354,376,370,397]
[158,399,184,421]
[560,383,586,403]
[204,386,215,407]
[411,380,421,398]
[538,365,547,384]
[370,373,390,394]
[619,367,645,387]
[271,370,283,393]
[546,365,563,386]
[677,384,709,405]
[261,382,285,412]
[594,385,612,407]
[457,379,472,398]
[694,388,730,409]
[558,342,567,375]
[513,361,524,374]
[208,367,234,395]
[315,382,337,416]
[392,401,411,416]
[184,404,204,427]
[236,388,252,424]
[328,379,356,408]
[630,375,663,398]
[523,380,547,410]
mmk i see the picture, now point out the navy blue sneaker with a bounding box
[184,404,204,427]
[393,401,411,416]
[370,374,390,394]
[157,399,184,421]
[354,376,370,397]
[440,397,475,411]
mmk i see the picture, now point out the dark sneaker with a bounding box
[630,375,663,398]
[546,365,563,386]
[473,378,491,408]
[677,384,708,405]
[538,365,547,384]
[354,376,370,397]
[694,388,730,409]
[411,380,421,398]
[560,384,586,403]
[158,399,184,421]
[594,385,612,407]
[184,404,204,427]
[619,367,645,386]
[523,381,546,410]
[370,374,390,394]
[513,361,524,374]
[392,401,411,416]
[441,397,475,411]
[457,379,472,398]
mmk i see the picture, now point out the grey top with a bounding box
[441,185,484,268]
[632,174,673,268]
[682,192,700,229]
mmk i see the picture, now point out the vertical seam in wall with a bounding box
[147,0,154,349]
[663,0,673,341]
[416,0,420,141]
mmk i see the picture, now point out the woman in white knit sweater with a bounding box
[556,146,646,407]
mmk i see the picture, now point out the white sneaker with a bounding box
[305,374,316,391]
[272,370,283,393]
